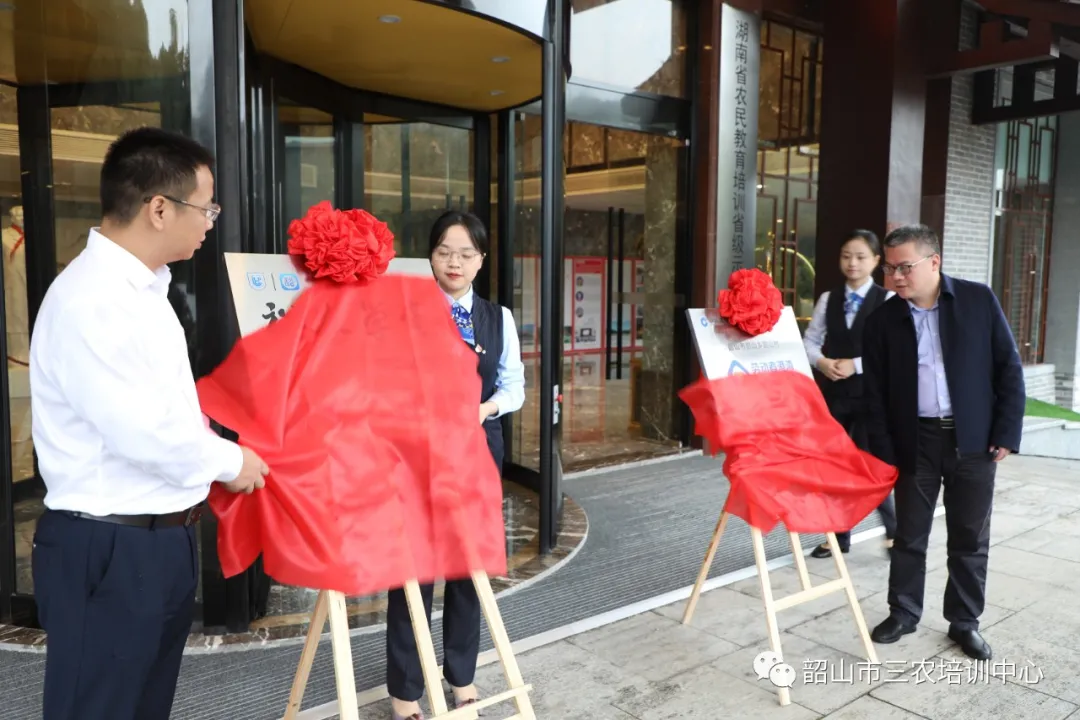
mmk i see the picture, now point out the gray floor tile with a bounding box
[716,632,884,715]
[566,611,739,682]
[822,695,928,719]
[870,665,1076,720]
[611,659,820,720]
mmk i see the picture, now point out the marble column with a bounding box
[638,137,679,442]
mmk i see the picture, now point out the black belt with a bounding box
[919,416,955,429]
[59,505,203,529]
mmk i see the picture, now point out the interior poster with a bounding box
[572,258,604,352]
[563,260,574,352]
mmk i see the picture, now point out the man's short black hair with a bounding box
[883,224,941,256]
[100,127,215,225]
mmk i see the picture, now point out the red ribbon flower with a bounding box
[286,200,396,283]
[717,268,783,336]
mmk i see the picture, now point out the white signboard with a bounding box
[223,252,433,337]
[686,306,812,382]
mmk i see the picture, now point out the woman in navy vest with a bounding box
[385,210,526,720]
[803,230,897,559]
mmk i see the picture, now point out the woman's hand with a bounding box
[479,401,499,424]
[817,357,841,381]
[817,357,853,381]
[833,359,856,378]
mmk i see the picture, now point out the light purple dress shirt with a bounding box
[909,300,953,418]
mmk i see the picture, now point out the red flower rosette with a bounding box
[286,200,396,283]
[717,268,783,337]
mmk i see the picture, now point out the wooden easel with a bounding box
[283,571,536,720]
[681,508,879,707]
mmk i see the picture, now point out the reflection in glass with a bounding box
[3,0,193,597]
[990,117,1056,365]
[511,114,684,471]
[365,120,473,257]
[569,0,687,98]
[279,101,335,227]
[756,20,822,326]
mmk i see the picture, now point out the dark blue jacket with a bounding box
[861,274,1026,474]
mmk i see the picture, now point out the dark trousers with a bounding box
[386,580,481,701]
[830,405,898,550]
[888,420,996,631]
[32,510,198,720]
[384,423,503,701]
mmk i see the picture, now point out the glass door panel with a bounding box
[559,121,685,471]
[364,120,473,257]
[279,101,336,228]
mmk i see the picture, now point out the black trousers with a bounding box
[830,405,898,549]
[32,510,198,720]
[385,421,503,702]
[386,580,482,701]
[888,420,996,631]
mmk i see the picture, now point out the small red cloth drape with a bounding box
[680,370,898,534]
[195,276,507,596]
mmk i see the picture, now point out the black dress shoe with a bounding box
[871,616,917,644]
[948,627,992,660]
[810,543,849,559]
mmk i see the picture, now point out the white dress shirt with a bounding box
[30,229,243,516]
[803,278,895,375]
[443,287,526,417]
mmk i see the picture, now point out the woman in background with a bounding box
[803,229,897,559]
[385,210,526,720]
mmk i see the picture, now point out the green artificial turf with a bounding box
[1026,397,1080,422]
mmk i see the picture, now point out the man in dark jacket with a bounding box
[861,224,1025,661]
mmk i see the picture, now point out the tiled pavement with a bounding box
[349,454,1080,720]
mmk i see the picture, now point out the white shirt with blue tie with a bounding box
[803,277,895,375]
[443,286,526,418]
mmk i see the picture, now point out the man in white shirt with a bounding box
[29,127,270,720]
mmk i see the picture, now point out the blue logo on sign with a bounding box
[247,272,267,291]
[279,273,301,291]
[699,315,709,327]
[727,360,749,376]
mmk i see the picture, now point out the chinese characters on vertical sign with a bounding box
[716,5,760,291]
[732,19,750,274]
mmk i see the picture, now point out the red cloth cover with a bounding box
[195,276,507,595]
[680,370,898,534]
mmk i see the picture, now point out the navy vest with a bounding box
[465,295,505,473]
[815,283,886,411]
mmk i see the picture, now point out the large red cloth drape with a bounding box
[195,276,507,595]
[680,370,897,534]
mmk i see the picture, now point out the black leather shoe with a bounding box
[810,543,849,559]
[948,627,992,660]
[871,616,917,644]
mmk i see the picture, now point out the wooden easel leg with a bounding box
[327,590,360,720]
[283,590,330,720]
[473,570,536,720]
[825,532,879,665]
[788,532,813,591]
[750,527,791,707]
[682,510,730,625]
[404,580,449,715]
